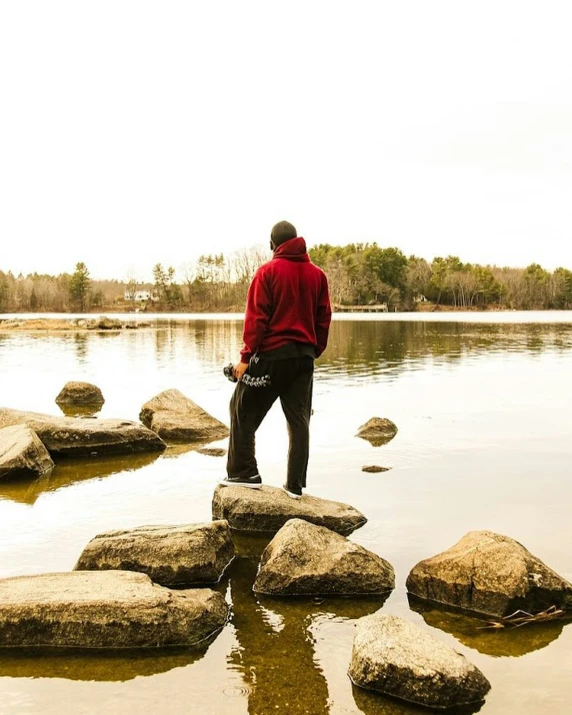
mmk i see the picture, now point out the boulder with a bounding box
[0,425,54,481]
[406,530,572,619]
[197,447,227,457]
[0,408,166,457]
[212,484,367,535]
[140,389,229,443]
[356,418,398,446]
[0,571,228,649]
[55,381,105,407]
[87,316,124,330]
[349,614,491,710]
[75,521,235,587]
[253,519,394,596]
[361,465,391,473]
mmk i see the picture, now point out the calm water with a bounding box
[0,314,571,714]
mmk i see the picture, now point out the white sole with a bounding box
[220,481,262,489]
[283,489,302,499]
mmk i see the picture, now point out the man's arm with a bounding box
[315,272,332,358]
[239,268,272,364]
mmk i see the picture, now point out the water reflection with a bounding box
[0,452,161,505]
[409,596,569,658]
[227,538,388,715]
[352,685,485,715]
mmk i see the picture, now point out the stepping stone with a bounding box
[361,465,390,473]
[75,521,235,587]
[55,381,104,408]
[253,519,394,596]
[0,571,228,649]
[212,484,367,535]
[140,389,229,443]
[406,530,572,619]
[0,424,54,481]
[349,614,491,710]
[356,417,397,446]
[0,408,166,457]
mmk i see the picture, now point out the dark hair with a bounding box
[270,221,297,247]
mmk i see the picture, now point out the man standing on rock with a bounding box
[223,220,332,498]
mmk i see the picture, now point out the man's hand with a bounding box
[233,361,249,381]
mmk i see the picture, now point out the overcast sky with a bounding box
[1,1,571,280]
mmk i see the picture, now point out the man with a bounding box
[223,220,332,498]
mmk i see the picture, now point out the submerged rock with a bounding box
[197,447,227,457]
[349,614,491,710]
[75,521,235,587]
[356,418,398,446]
[0,425,54,481]
[361,465,391,473]
[212,484,367,535]
[253,519,394,596]
[140,389,229,443]
[0,571,228,649]
[0,408,166,457]
[55,381,105,408]
[406,530,572,619]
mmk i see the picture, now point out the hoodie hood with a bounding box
[273,236,310,262]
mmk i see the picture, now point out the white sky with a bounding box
[1,1,571,280]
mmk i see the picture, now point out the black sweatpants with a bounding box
[226,356,314,492]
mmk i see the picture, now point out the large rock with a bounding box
[348,614,491,710]
[406,530,572,619]
[75,521,235,587]
[0,408,166,457]
[212,484,367,535]
[140,389,229,443]
[0,571,228,649]
[0,425,54,481]
[253,519,394,596]
[87,316,124,330]
[356,417,398,446]
[55,381,105,407]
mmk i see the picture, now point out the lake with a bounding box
[0,313,571,714]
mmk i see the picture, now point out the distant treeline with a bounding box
[1,244,572,313]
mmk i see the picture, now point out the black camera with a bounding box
[223,363,238,382]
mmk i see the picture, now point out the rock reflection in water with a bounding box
[408,595,569,658]
[352,684,485,715]
[0,645,209,682]
[0,452,161,505]
[227,535,388,715]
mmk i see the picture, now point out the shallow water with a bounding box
[0,313,571,714]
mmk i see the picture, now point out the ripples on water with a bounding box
[0,314,572,714]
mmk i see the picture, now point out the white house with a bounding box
[124,290,159,302]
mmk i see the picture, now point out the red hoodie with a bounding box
[240,237,332,362]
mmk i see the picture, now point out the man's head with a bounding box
[270,221,297,251]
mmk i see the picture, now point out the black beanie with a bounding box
[271,221,297,247]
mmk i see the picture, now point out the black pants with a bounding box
[227,356,314,492]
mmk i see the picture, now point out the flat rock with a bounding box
[0,425,54,481]
[140,389,229,443]
[348,614,491,710]
[75,520,235,587]
[197,447,227,457]
[253,519,394,596]
[56,381,105,406]
[362,465,391,473]
[406,530,572,619]
[212,484,367,535]
[0,408,166,457]
[0,571,228,649]
[356,417,398,446]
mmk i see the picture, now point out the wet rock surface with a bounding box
[0,425,54,481]
[356,417,398,446]
[140,389,229,443]
[406,530,572,618]
[212,484,367,535]
[0,408,166,457]
[197,447,227,457]
[348,614,491,710]
[75,521,235,587]
[362,465,391,473]
[0,571,229,649]
[253,519,394,596]
[55,381,105,407]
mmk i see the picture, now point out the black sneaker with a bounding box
[220,475,262,489]
[282,484,302,499]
